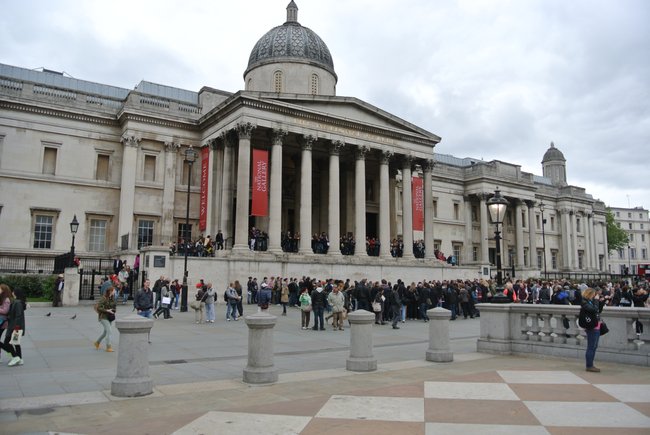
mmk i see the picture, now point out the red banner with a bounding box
[251,149,269,217]
[199,146,209,231]
[412,177,424,231]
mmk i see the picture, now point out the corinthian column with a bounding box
[328,140,344,255]
[118,135,140,248]
[401,157,414,259]
[354,146,369,256]
[379,150,393,258]
[233,122,255,252]
[220,131,235,248]
[162,141,180,244]
[268,129,287,253]
[515,200,525,268]
[299,135,316,253]
[423,159,435,259]
[526,200,537,269]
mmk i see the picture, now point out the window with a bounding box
[630,234,634,242]
[522,212,526,228]
[432,200,438,218]
[642,234,646,242]
[88,219,107,251]
[599,255,604,271]
[618,248,624,259]
[181,160,197,186]
[96,154,110,181]
[273,71,283,93]
[537,249,543,269]
[630,248,636,260]
[508,247,515,267]
[453,203,459,220]
[628,212,632,218]
[137,220,154,248]
[42,147,57,175]
[453,244,462,264]
[33,215,54,249]
[550,216,555,231]
[576,217,581,233]
[642,248,647,260]
[629,223,633,230]
[616,211,620,217]
[177,223,192,243]
[578,250,584,269]
[507,211,513,226]
[310,74,319,95]
[536,214,541,230]
[640,213,644,219]
[524,247,529,267]
[471,205,478,222]
[143,155,156,182]
[641,224,644,230]
[472,246,478,262]
[551,250,558,269]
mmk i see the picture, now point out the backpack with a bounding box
[578,307,596,330]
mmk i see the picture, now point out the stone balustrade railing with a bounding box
[477,303,650,366]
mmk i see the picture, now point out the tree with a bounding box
[606,209,629,253]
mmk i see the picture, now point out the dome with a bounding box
[245,1,336,78]
[542,142,566,163]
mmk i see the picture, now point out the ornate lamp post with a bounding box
[487,189,509,302]
[539,202,548,279]
[181,146,198,312]
[69,214,79,267]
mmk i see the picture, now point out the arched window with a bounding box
[273,71,283,93]
[310,74,319,95]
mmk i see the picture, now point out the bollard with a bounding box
[346,309,377,372]
[243,311,278,384]
[111,315,154,397]
[425,307,454,362]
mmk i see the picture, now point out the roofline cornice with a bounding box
[0,99,118,126]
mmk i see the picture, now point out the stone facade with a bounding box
[607,207,650,275]
[0,2,610,282]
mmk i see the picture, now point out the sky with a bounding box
[1,0,648,211]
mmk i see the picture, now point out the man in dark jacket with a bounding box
[388,285,402,329]
[311,284,327,330]
[134,280,154,318]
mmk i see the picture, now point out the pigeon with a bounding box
[45,312,51,317]
[70,314,77,320]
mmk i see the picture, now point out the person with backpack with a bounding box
[93,286,116,352]
[579,287,606,372]
[0,286,27,366]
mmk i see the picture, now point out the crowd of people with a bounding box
[169,231,226,257]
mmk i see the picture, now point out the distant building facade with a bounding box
[0,2,610,281]
[607,207,650,275]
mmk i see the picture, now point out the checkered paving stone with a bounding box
[172,370,650,435]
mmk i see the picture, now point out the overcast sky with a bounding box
[1,0,648,211]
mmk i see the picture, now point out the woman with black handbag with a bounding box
[0,286,26,366]
[94,286,116,352]
[579,288,606,373]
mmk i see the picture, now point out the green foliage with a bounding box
[0,274,56,300]
[606,208,629,253]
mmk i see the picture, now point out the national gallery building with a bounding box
[0,2,609,283]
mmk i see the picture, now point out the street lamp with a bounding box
[487,188,509,302]
[69,214,79,267]
[539,202,547,279]
[181,146,198,312]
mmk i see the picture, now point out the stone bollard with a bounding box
[111,315,154,397]
[426,307,454,362]
[346,309,377,372]
[243,311,278,384]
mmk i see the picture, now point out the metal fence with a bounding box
[541,272,625,282]
[0,254,114,275]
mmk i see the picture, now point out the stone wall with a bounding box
[477,303,650,366]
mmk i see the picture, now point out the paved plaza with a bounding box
[0,304,649,434]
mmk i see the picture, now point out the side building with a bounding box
[607,207,650,276]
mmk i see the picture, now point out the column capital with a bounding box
[380,149,393,164]
[236,122,256,139]
[478,192,491,202]
[422,158,436,172]
[559,207,571,215]
[271,128,288,146]
[300,134,317,151]
[205,137,220,150]
[120,135,141,148]
[355,145,370,160]
[220,130,236,148]
[164,141,181,153]
[524,199,536,208]
[401,155,415,169]
[330,139,345,155]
